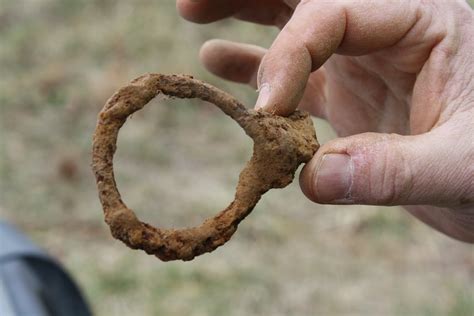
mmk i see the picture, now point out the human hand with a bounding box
[176,0,474,242]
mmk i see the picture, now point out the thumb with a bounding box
[299,130,472,206]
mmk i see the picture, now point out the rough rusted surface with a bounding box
[92,74,319,261]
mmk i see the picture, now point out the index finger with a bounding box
[256,0,419,115]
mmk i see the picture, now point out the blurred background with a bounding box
[0,1,473,315]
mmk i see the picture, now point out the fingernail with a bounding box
[314,153,353,203]
[255,83,270,110]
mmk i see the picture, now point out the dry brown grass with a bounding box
[1,1,473,315]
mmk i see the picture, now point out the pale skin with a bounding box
[176,0,474,242]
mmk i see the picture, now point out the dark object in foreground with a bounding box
[92,74,319,261]
[0,222,91,316]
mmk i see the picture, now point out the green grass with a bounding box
[1,1,473,315]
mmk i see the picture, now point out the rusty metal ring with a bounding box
[92,74,318,261]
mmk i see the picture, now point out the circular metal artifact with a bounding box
[92,74,319,261]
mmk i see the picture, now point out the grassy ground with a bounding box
[1,1,473,315]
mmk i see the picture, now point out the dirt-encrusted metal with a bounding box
[92,74,319,261]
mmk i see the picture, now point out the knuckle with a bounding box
[377,135,414,205]
[354,134,414,205]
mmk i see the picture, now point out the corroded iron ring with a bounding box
[92,74,319,261]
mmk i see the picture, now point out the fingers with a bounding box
[255,2,346,115]
[256,0,419,116]
[233,1,293,28]
[176,0,241,24]
[176,0,293,27]
[199,39,328,117]
[199,39,266,87]
[299,124,473,207]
